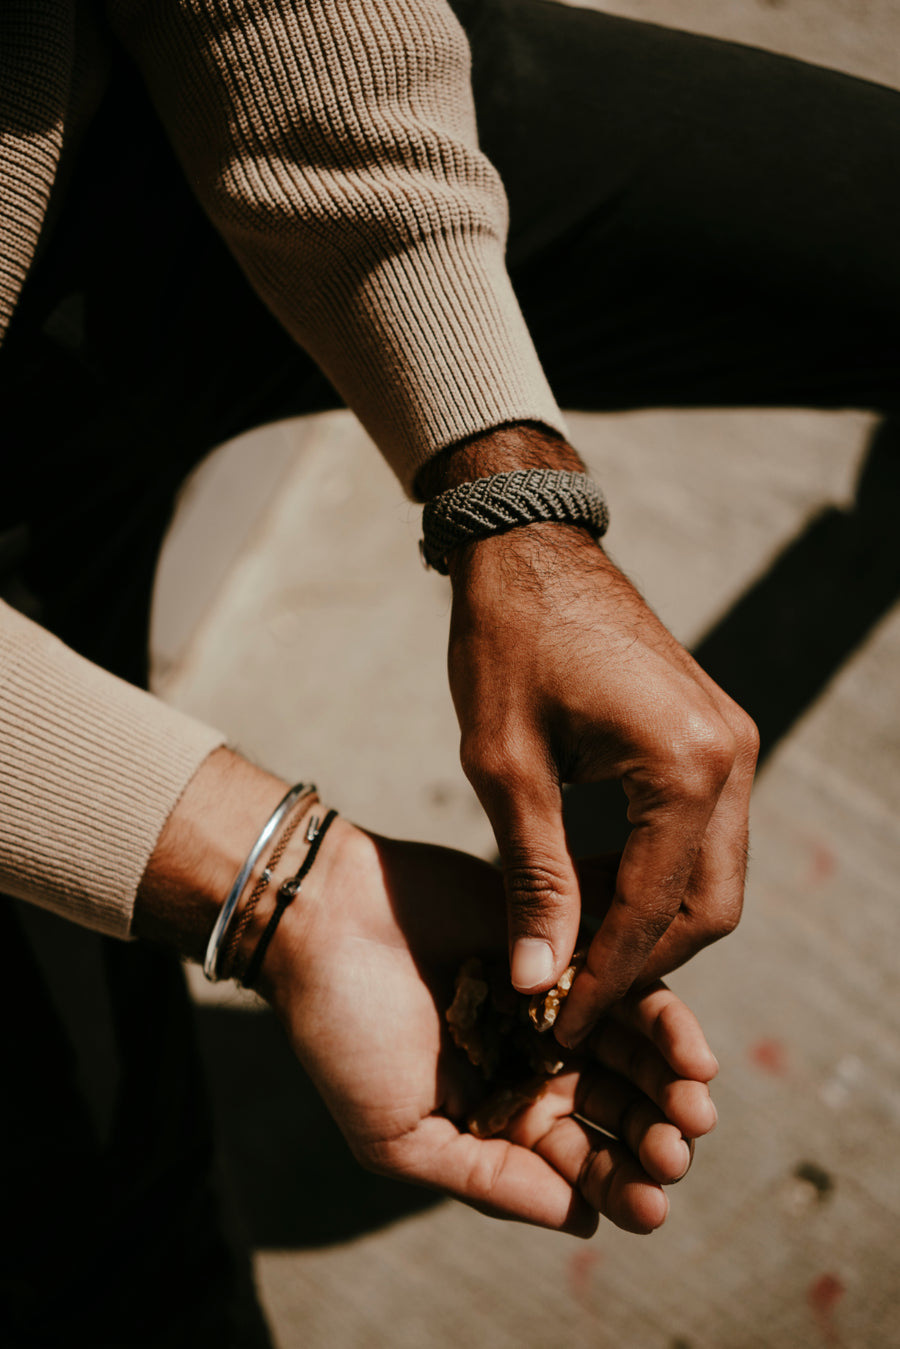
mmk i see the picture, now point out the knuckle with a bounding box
[623,1038,648,1085]
[669,718,737,804]
[613,887,679,944]
[713,693,760,772]
[693,899,743,946]
[577,1145,615,1212]
[460,733,528,796]
[466,1144,508,1205]
[577,1144,603,1194]
[351,1132,416,1180]
[351,1142,389,1176]
[709,901,743,940]
[734,712,761,768]
[504,854,570,919]
[619,1097,650,1151]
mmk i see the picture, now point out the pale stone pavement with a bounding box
[150,3,900,1345]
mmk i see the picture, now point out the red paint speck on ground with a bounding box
[808,842,838,886]
[568,1249,601,1302]
[808,1273,845,1340]
[749,1038,789,1075]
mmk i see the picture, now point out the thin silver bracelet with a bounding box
[203,781,314,982]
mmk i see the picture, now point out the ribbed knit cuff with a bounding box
[0,602,225,938]
[289,235,569,494]
[110,0,568,496]
[0,2,71,344]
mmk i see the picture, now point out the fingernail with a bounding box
[672,1137,695,1184]
[511,938,554,992]
[555,1022,589,1051]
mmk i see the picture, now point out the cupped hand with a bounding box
[260,821,718,1237]
[446,513,758,1048]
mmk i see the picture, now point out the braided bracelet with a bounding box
[420,468,609,574]
[219,786,318,980]
[203,782,314,982]
[241,808,339,990]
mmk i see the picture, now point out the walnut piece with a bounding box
[467,1078,550,1140]
[445,945,587,1137]
[528,951,586,1032]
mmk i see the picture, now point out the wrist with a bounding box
[250,811,356,1012]
[133,747,291,962]
[224,795,335,992]
[414,422,585,500]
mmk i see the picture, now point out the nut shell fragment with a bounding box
[528,950,586,1031]
[446,943,589,1137]
[446,958,496,1076]
[468,1077,550,1139]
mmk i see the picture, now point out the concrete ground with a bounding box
[149,3,900,1346]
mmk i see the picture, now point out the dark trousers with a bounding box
[1,2,897,1342]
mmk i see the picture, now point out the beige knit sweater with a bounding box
[0,0,565,936]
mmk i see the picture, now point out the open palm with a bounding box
[261,820,718,1237]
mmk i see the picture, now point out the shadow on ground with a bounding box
[194,1004,440,1250]
[563,416,900,856]
[10,419,899,1265]
[200,414,900,1249]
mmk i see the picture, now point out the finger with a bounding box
[557,749,731,1045]
[543,1119,668,1233]
[395,1116,598,1237]
[575,853,619,930]
[506,1092,668,1234]
[612,981,719,1083]
[539,1068,694,1185]
[467,743,582,993]
[587,1017,718,1139]
[574,1073,693,1185]
[632,714,758,983]
[509,1070,689,1196]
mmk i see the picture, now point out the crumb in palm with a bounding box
[446,948,586,1136]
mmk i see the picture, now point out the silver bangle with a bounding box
[203,781,314,982]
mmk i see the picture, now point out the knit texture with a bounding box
[0,602,224,938]
[0,0,570,935]
[108,0,567,491]
[421,469,610,572]
[0,2,73,343]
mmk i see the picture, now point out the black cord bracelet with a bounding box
[241,808,338,990]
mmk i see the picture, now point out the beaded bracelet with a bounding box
[203,782,314,982]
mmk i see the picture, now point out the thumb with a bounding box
[483,776,583,993]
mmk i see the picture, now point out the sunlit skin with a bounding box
[138,730,721,1238]
[258,818,719,1237]
[427,424,759,1045]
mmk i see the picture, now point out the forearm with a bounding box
[0,600,224,937]
[414,422,586,499]
[133,746,288,962]
[110,0,566,493]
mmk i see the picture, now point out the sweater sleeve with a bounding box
[0,601,224,938]
[107,0,567,495]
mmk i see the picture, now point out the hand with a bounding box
[135,749,718,1234]
[423,426,759,1047]
[261,819,719,1236]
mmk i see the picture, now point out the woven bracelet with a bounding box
[241,807,339,990]
[219,787,318,980]
[419,468,609,574]
[202,782,313,983]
